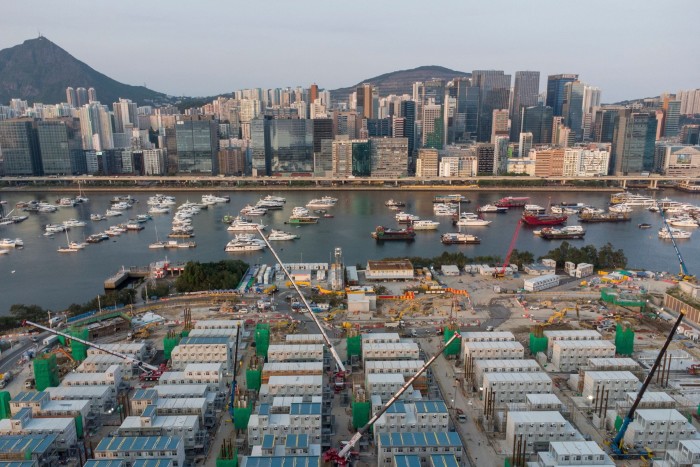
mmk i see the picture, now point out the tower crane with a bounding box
[324,332,462,465]
[255,227,348,392]
[660,208,694,281]
[494,220,523,278]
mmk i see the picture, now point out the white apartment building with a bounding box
[261,362,324,384]
[462,341,525,362]
[544,330,603,358]
[118,406,200,450]
[532,441,615,467]
[472,359,542,388]
[267,344,324,363]
[623,409,698,453]
[158,362,225,393]
[524,275,560,292]
[662,439,700,467]
[362,342,420,365]
[170,336,234,372]
[462,332,516,343]
[582,371,640,403]
[362,333,401,345]
[482,372,553,405]
[551,340,616,373]
[506,411,583,455]
[259,375,323,403]
[45,386,113,415]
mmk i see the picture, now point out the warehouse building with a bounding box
[117,406,202,450]
[94,436,184,467]
[45,386,113,415]
[506,411,583,455]
[158,363,225,393]
[373,401,449,445]
[170,336,234,372]
[472,359,542,388]
[365,260,414,281]
[482,372,553,405]
[377,432,463,466]
[60,365,122,397]
[531,441,615,466]
[582,371,640,404]
[0,408,77,452]
[623,409,698,453]
[463,341,525,362]
[247,402,322,446]
[543,330,603,358]
[362,342,420,365]
[267,344,325,363]
[551,340,616,372]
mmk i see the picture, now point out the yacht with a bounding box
[477,204,508,214]
[136,214,152,222]
[111,202,132,211]
[240,205,267,216]
[148,206,170,215]
[202,194,230,205]
[395,212,420,223]
[524,204,546,214]
[609,203,633,213]
[268,229,300,241]
[57,245,80,253]
[37,203,58,213]
[105,209,123,217]
[306,197,337,208]
[286,215,320,225]
[441,233,480,244]
[262,195,286,203]
[68,241,88,250]
[228,217,266,232]
[456,213,491,227]
[385,199,406,208]
[111,195,137,204]
[147,195,176,206]
[56,197,77,207]
[256,199,284,209]
[45,224,66,234]
[148,241,166,249]
[411,220,440,230]
[63,219,86,228]
[610,192,655,207]
[225,239,266,252]
[668,217,699,227]
[292,207,311,217]
[433,204,457,216]
[90,213,107,221]
[658,227,692,239]
[0,238,23,248]
[580,206,605,215]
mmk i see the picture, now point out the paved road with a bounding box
[0,331,48,375]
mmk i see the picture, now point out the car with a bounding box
[457,414,468,423]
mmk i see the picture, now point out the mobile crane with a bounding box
[255,227,348,392]
[494,220,523,278]
[660,208,694,282]
[609,309,685,458]
[23,320,167,380]
[323,331,462,465]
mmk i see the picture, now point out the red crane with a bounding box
[495,220,522,278]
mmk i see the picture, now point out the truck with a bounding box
[384,320,405,328]
[0,373,13,389]
[43,335,59,348]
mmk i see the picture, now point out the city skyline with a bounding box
[2,0,698,102]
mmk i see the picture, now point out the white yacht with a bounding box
[256,199,284,209]
[148,206,170,215]
[68,241,87,250]
[228,217,266,232]
[240,205,267,216]
[105,209,123,217]
[268,229,300,241]
[395,212,420,223]
[433,204,457,216]
[111,202,132,211]
[45,223,66,234]
[262,195,286,203]
[202,194,230,205]
[57,197,77,207]
[90,213,106,221]
[609,203,632,213]
[658,227,692,239]
[610,192,655,207]
[63,219,86,228]
[225,239,266,252]
[411,220,440,230]
[456,213,491,226]
[306,196,337,208]
[524,204,546,214]
[0,238,23,248]
[148,241,166,249]
[668,217,699,227]
[292,206,310,217]
[478,204,507,213]
[147,195,176,206]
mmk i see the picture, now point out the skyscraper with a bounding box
[546,74,578,117]
[522,105,553,144]
[175,117,219,174]
[400,100,416,157]
[76,87,89,107]
[0,118,42,175]
[113,98,138,133]
[663,100,681,137]
[78,102,114,150]
[491,109,509,143]
[611,110,657,175]
[356,84,374,119]
[250,117,313,175]
[309,84,318,105]
[593,108,620,143]
[472,70,511,142]
[562,81,584,141]
[369,137,409,177]
[88,87,97,103]
[422,103,443,149]
[510,71,540,141]
[66,87,78,107]
[331,139,371,177]
[37,118,84,175]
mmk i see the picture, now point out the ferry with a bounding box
[477,204,507,214]
[521,212,568,226]
[441,233,480,244]
[495,196,529,208]
[433,194,469,204]
[411,220,440,230]
[658,228,692,240]
[539,225,586,240]
[371,226,416,241]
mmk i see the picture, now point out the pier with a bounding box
[104,267,150,289]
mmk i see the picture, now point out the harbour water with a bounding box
[1,189,699,311]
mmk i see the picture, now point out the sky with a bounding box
[2,0,699,102]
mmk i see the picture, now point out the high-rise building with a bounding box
[518,132,533,158]
[356,83,374,119]
[422,103,443,149]
[522,105,553,144]
[366,118,393,137]
[681,125,700,145]
[217,147,245,176]
[66,87,78,107]
[88,87,97,103]
[677,89,700,115]
[510,71,540,141]
[113,99,138,133]
[593,108,620,143]
[472,70,511,142]
[333,111,359,139]
[37,118,84,175]
[312,118,334,175]
[331,139,371,177]
[143,149,167,175]
[611,110,658,175]
[0,118,42,175]
[546,74,578,117]
[491,109,509,143]
[533,148,566,177]
[400,101,416,157]
[562,81,585,141]
[392,117,405,139]
[250,117,313,175]
[369,137,408,177]
[175,117,219,174]
[78,102,114,150]
[309,84,318,105]
[76,87,89,107]
[415,148,439,177]
[475,143,496,174]
[663,100,681,138]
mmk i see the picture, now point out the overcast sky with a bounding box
[3,0,698,102]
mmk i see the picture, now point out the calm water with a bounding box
[1,189,699,311]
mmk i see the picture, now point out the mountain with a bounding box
[330,65,471,101]
[0,37,171,106]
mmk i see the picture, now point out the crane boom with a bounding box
[335,332,461,460]
[24,320,159,372]
[254,227,346,374]
[660,208,691,278]
[610,310,685,455]
[497,220,522,276]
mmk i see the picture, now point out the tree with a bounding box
[9,304,47,322]
[597,243,627,269]
[509,249,534,269]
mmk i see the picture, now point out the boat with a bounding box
[222,214,236,224]
[433,204,457,216]
[524,204,546,214]
[521,212,568,226]
[286,216,320,225]
[477,204,508,214]
[57,246,80,253]
[105,209,123,217]
[441,233,480,244]
[658,227,692,239]
[433,194,469,204]
[56,197,77,207]
[323,214,334,218]
[395,212,420,223]
[225,239,266,252]
[136,214,152,222]
[411,220,440,230]
[202,194,230,204]
[228,217,266,231]
[149,241,166,249]
[86,233,109,243]
[610,192,656,206]
[240,205,267,216]
[148,206,170,215]
[306,197,337,208]
[75,182,89,203]
[0,238,23,248]
[667,217,699,227]
[57,230,80,252]
[168,232,195,238]
[292,207,311,217]
[256,199,284,209]
[578,212,631,223]
[90,213,107,221]
[0,250,9,255]
[111,195,136,204]
[495,196,529,208]
[68,241,88,250]
[262,195,286,203]
[609,203,633,213]
[268,229,300,241]
[371,226,416,241]
[63,219,86,228]
[147,195,176,206]
[111,202,132,211]
[385,199,406,207]
[638,223,652,229]
[177,241,197,248]
[455,213,491,227]
[550,205,580,215]
[540,225,586,240]
[126,222,145,231]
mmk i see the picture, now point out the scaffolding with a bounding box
[246,357,262,392]
[347,330,361,359]
[351,385,370,429]
[615,323,635,356]
[33,354,59,391]
[529,326,548,356]
[216,439,238,467]
[163,331,181,361]
[232,388,251,431]
[0,392,10,419]
[255,324,270,358]
[443,327,461,357]
[74,414,83,438]
[67,327,89,361]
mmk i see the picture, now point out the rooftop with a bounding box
[483,372,551,383]
[508,411,567,424]
[461,331,515,340]
[240,457,319,467]
[289,403,322,416]
[83,460,127,467]
[95,436,181,453]
[0,434,57,455]
[132,460,175,467]
[178,336,231,345]
[378,432,462,448]
[429,454,460,467]
[414,401,448,414]
[394,455,421,467]
[119,415,199,430]
[367,260,413,270]
[635,408,689,422]
[584,371,639,382]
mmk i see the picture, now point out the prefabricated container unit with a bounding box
[544,330,603,358]
[376,432,463,467]
[541,259,557,268]
[461,332,516,343]
[94,436,185,467]
[247,403,322,446]
[575,263,595,278]
[623,409,698,453]
[506,411,583,455]
[257,265,267,284]
[582,371,640,403]
[564,262,576,275]
[365,360,425,377]
[267,344,325,363]
[45,386,112,415]
[0,407,78,451]
[170,337,233,371]
[87,343,147,360]
[482,372,553,405]
[60,365,122,397]
[523,275,560,292]
[551,340,616,373]
[117,413,200,449]
[262,362,324,384]
[154,384,210,399]
[187,328,239,339]
[664,439,700,466]
[77,354,136,376]
[373,401,450,445]
[478,265,496,276]
[158,370,224,394]
[361,333,402,346]
[473,359,542,388]
[637,349,696,372]
[366,373,408,400]
[194,319,245,332]
[537,442,615,467]
[266,375,323,397]
[617,391,676,411]
[285,334,327,344]
[362,343,420,365]
[462,341,525,362]
[585,357,640,372]
[525,394,564,412]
